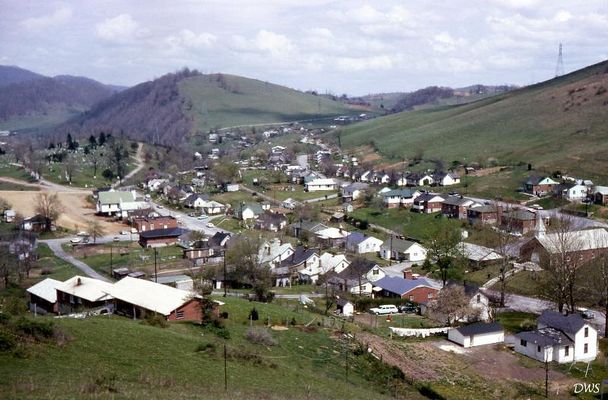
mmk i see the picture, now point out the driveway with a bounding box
[43,238,110,282]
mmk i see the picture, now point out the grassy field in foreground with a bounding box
[0,297,421,399]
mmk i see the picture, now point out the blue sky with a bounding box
[1,0,607,95]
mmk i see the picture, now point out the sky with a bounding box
[1,0,607,95]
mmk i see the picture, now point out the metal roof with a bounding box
[26,278,61,304]
[455,322,503,336]
[55,276,114,302]
[373,276,434,296]
[107,276,199,316]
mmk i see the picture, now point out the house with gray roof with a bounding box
[382,188,421,208]
[372,276,438,303]
[514,310,597,363]
[380,238,427,262]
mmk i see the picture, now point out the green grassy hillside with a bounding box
[337,60,608,180]
[180,74,356,131]
[0,297,421,399]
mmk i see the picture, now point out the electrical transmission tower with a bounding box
[555,43,564,78]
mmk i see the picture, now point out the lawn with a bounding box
[0,161,35,182]
[530,196,569,210]
[71,243,187,278]
[349,207,463,239]
[463,263,504,287]
[30,243,82,282]
[498,270,545,298]
[495,311,538,333]
[0,296,420,399]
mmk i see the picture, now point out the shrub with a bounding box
[0,331,16,352]
[245,328,277,346]
[249,308,259,321]
[141,314,168,328]
[13,317,54,339]
[195,342,216,353]
[3,296,28,316]
[220,311,229,319]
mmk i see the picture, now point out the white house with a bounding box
[342,182,369,201]
[448,322,504,348]
[319,253,350,275]
[380,238,427,262]
[4,209,16,223]
[258,239,294,268]
[147,178,168,192]
[336,298,354,317]
[360,170,372,182]
[434,172,461,186]
[515,310,598,364]
[305,178,338,192]
[382,189,421,208]
[96,190,146,218]
[345,232,383,254]
[225,183,240,192]
[561,184,588,201]
[238,203,264,220]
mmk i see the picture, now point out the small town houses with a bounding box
[96,189,147,218]
[515,311,598,363]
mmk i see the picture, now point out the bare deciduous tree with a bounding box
[428,285,474,326]
[423,219,464,287]
[86,220,106,243]
[35,192,64,232]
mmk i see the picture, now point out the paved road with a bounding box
[149,201,232,236]
[43,238,110,282]
[297,154,309,170]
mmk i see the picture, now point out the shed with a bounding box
[336,298,354,317]
[448,322,504,348]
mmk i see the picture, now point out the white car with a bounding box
[206,222,215,228]
[70,237,82,244]
[369,305,399,315]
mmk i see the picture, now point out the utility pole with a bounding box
[223,250,227,297]
[154,248,158,283]
[545,356,549,398]
[224,342,228,391]
[110,245,113,276]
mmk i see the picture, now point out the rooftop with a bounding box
[26,278,61,304]
[455,322,503,336]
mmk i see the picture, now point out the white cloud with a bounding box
[335,55,394,72]
[96,14,149,43]
[21,5,72,31]
[254,30,296,58]
[165,29,217,50]
[554,10,572,23]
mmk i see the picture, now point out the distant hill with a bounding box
[336,60,608,179]
[63,69,355,145]
[0,65,44,87]
[0,66,123,133]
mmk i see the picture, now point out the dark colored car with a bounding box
[399,303,418,314]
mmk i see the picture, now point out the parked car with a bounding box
[70,237,82,244]
[206,222,215,228]
[398,303,418,314]
[113,236,120,242]
[120,230,129,235]
[577,308,594,319]
[369,305,399,315]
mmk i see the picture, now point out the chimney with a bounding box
[76,277,82,286]
[404,270,414,280]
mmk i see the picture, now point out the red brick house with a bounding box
[132,216,178,232]
[26,278,61,314]
[442,197,480,220]
[372,276,439,303]
[412,193,447,213]
[467,205,500,226]
[501,209,538,234]
[138,227,187,248]
[524,176,559,196]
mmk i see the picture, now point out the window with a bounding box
[372,269,379,275]
[584,343,588,354]
[520,339,527,347]
[584,327,589,338]
[409,295,414,301]
[537,345,541,353]
[565,346,569,356]
[428,293,433,299]
[176,310,185,320]
[476,294,481,303]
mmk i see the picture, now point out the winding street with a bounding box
[43,238,110,282]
